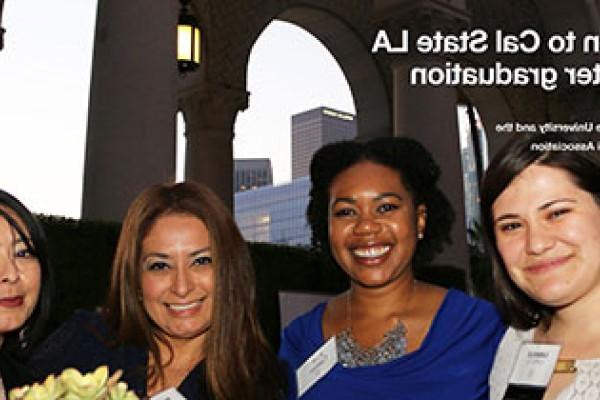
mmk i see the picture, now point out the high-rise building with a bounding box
[234,158,273,192]
[234,106,356,246]
[234,177,311,246]
[291,107,357,179]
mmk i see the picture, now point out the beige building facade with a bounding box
[80,0,600,270]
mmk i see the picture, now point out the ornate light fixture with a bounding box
[177,0,201,73]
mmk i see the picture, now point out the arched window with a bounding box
[233,20,355,246]
[456,103,488,234]
[176,110,186,182]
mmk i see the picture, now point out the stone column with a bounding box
[179,84,248,210]
[81,0,179,221]
[372,0,472,271]
[392,61,469,271]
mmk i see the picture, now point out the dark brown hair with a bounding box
[105,181,284,399]
[307,137,454,268]
[480,133,600,330]
[0,189,53,358]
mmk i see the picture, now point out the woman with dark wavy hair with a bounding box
[279,137,503,400]
[31,181,285,399]
[0,189,52,396]
[482,133,600,399]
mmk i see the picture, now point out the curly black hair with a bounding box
[307,137,454,268]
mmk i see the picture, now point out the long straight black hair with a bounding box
[0,189,53,358]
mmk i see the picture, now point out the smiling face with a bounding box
[328,161,426,289]
[493,164,600,308]
[0,208,41,336]
[140,213,214,343]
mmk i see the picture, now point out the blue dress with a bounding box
[279,289,504,400]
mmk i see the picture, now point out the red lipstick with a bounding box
[0,296,24,307]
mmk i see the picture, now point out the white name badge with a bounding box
[509,342,561,387]
[296,336,338,398]
[150,387,187,400]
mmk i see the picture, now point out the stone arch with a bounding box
[457,86,515,156]
[273,6,391,140]
[83,0,594,270]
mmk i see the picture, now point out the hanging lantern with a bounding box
[177,0,200,73]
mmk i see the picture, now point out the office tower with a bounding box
[234,177,311,246]
[291,107,357,179]
[234,158,273,192]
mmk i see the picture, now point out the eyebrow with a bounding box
[494,198,576,224]
[538,198,576,210]
[142,246,211,260]
[190,247,212,256]
[331,192,404,206]
[12,233,34,251]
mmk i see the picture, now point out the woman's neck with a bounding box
[147,334,206,396]
[538,286,600,356]
[156,335,206,368]
[349,275,417,319]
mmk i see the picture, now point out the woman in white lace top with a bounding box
[480,133,600,399]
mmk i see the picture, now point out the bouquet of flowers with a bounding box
[9,365,139,400]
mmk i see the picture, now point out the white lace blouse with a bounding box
[489,327,600,400]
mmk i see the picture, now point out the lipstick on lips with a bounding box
[526,255,573,274]
[351,243,392,265]
[165,299,204,316]
[0,296,24,307]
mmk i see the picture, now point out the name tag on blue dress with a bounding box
[296,336,338,398]
[503,342,561,400]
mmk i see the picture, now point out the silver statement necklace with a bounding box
[336,283,415,368]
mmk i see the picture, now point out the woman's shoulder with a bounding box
[48,309,111,347]
[493,326,533,363]
[489,327,533,400]
[444,288,500,316]
[429,288,504,342]
[29,309,114,378]
[65,309,110,331]
[282,302,327,339]
[0,351,36,391]
[279,301,328,363]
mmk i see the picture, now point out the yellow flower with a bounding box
[10,375,65,400]
[9,366,139,400]
[107,382,137,400]
[59,366,108,399]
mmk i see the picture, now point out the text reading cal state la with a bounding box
[371,29,541,54]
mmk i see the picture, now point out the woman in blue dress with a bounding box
[279,137,504,399]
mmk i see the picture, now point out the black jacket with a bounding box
[0,351,35,393]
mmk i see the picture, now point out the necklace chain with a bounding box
[335,282,415,368]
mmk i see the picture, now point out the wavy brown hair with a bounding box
[105,181,284,399]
